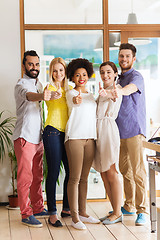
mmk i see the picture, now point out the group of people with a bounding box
[13,42,147,230]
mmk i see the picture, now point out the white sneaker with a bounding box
[79,215,100,224]
[71,221,87,230]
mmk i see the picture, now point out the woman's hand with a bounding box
[73,89,82,104]
[98,82,108,97]
[51,82,62,100]
[98,82,118,101]
[111,82,121,99]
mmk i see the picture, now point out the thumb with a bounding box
[46,84,49,90]
[99,82,102,90]
[78,89,81,96]
[113,82,116,89]
[57,82,61,91]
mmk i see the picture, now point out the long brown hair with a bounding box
[100,61,118,81]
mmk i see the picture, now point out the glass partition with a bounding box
[129,38,160,139]
[24,0,102,24]
[109,32,120,72]
[25,29,105,199]
[110,37,160,140]
[25,30,103,96]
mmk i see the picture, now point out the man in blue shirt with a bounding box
[113,43,147,226]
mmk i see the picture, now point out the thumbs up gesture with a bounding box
[111,82,119,99]
[98,81,118,100]
[43,84,51,101]
[98,82,107,97]
[57,82,62,95]
[51,82,62,99]
[73,89,82,104]
[111,82,117,102]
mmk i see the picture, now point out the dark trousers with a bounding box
[43,125,69,214]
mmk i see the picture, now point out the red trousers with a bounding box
[14,138,44,219]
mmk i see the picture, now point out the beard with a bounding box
[119,62,133,72]
[25,68,40,79]
[121,66,132,71]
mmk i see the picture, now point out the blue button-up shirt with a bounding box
[116,68,146,139]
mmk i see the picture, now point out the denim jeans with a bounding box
[43,125,69,215]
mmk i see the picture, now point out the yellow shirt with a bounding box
[44,84,72,132]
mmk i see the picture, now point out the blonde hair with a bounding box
[49,57,69,91]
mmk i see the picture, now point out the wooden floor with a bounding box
[0,201,157,240]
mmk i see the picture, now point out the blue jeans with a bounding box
[43,125,69,215]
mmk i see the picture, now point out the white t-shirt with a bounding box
[65,89,97,142]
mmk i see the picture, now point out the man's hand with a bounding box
[43,84,51,101]
[73,89,82,104]
[26,84,51,102]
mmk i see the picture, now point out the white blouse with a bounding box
[65,89,97,142]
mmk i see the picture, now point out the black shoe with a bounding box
[48,218,63,227]
[61,212,71,218]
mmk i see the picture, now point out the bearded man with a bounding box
[112,43,147,226]
[13,50,51,227]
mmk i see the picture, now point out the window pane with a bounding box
[109,0,160,24]
[110,37,160,140]
[109,32,121,71]
[25,30,103,95]
[24,0,102,24]
[128,38,160,139]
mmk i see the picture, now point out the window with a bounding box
[109,0,160,24]
[20,0,160,199]
[24,0,102,24]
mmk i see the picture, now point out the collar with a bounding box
[104,83,114,90]
[118,68,134,78]
[23,73,38,85]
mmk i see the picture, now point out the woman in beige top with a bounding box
[93,61,122,225]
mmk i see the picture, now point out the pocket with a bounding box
[44,126,60,137]
[47,131,60,136]
[20,138,27,147]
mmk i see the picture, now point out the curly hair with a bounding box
[67,58,94,81]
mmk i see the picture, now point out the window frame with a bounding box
[20,0,160,71]
[19,0,160,201]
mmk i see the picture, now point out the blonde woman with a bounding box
[43,57,72,227]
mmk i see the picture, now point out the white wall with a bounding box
[0,0,21,202]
